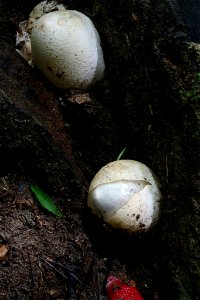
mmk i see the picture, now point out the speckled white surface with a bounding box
[31,10,105,89]
[88,160,161,233]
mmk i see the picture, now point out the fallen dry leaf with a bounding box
[67,92,93,104]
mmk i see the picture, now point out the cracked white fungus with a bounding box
[87,160,161,233]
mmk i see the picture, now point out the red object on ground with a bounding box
[106,275,145,300]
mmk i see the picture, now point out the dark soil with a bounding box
[0,0,199,299]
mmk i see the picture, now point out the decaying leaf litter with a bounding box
[0,0,200,299]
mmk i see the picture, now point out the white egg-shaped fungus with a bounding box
[31,10,105,89]
[87,160,161,233]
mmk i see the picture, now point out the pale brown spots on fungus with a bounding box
[47,65,53,72]
[39,23,45,31]
[136,214,140,220]
[56,71,64,78]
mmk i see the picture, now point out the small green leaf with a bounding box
[116,147,127,160]
[30,185,63,217]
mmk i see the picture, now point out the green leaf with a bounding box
[116,147,127,160]
[30,185,63,217]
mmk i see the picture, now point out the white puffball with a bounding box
[87,160,161,233]
[31,10,105,89]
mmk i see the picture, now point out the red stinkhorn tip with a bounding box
[106,275,144,300]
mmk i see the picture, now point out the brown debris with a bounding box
[0,244,9,261]
[67,92,93,105]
